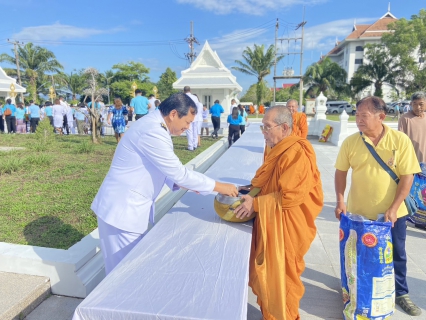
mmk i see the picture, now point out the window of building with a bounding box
[355,46,364,52]
[355,59,363,64]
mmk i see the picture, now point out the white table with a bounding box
[73,125,264,320]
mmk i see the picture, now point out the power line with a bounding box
[184,21,199,63]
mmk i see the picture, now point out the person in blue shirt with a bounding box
[44,102,53,127]
[209,99,224,138]
[2,99,17,133]
[15,103,26,133]
[75,104,87,135]
[87,99,101,110]
[28,100,40,133]
[238,104,248,135]
[130,89,149,120]
[227,107,243,147]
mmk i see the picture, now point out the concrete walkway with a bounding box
[25,138,426,320]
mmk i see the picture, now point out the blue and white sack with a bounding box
[407,163,426,227]
[339,213,395,320]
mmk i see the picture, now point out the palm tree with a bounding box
[57,69,86,100]
[350,44,401,98]
[302,57,348,98]
[98,70,115,104]
[0,43,63,101]
[232,44,283,106]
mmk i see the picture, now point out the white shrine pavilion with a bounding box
[173,41,242,111]
[0,66,26,103]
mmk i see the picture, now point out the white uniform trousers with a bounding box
[97,217,144,275]
[186,121,199,150]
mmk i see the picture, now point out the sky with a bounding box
[0,0,423,95]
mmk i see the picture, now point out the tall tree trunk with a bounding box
[256,81,263,106]
[91,93,100,144]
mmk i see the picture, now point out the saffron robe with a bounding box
[292,112,308,139]
[250,136,323,320]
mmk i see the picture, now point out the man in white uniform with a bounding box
[184,86,199,151]
[92,92,238,274]
[229,99,238,115]
[148,94,156,113]
[60,97,72,135]
[193,94,204,148]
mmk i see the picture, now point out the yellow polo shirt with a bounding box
[335,124,421,220]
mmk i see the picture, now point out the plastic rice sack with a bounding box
[339,213,395,320]
[407,163,426,227]
[319,124,333,142]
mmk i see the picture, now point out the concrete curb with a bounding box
[0,138,229,298]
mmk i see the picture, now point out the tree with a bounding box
[0,43,63,101]
[82,68,108,144]
[232,44,283,106]
[240,81,272,104]
[275,86,301,103]
[110,80,155,105]
[156,68,178,100]
[382,9,426,94]
[98,70,115,104]
[57,69,86,100]
[112,61,150,82]
[302,57,347,98]
[350,44,401,98]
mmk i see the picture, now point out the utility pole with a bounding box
[273,19,279,104]
[185,21,199,64]
[7,39,24,103]
[273,8,306,110]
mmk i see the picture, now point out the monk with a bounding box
[249,105,255,114]
[235,106,323,320]
[259,105,265,114]
[287,99,308,138]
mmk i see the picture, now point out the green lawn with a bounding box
[326,114,398,122]
[247,114,264,118]
[0,134,217,249]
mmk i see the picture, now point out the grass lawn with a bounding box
[0,133,217,249]
[247,114,264,118]
[326,114,398,122]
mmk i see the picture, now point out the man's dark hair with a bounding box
[232,106,239,119]
[214,99,219,104]
[141,90,146,96]
[45,101,52,106]
[183,86,190,93]
[356,96,387,114]
[6,99,11,104]
[29,100,34,103]
[135,89,142,94]
[149,94,154,98]
[159,92,197,117]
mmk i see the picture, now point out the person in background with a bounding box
[28,100,41,133]
[238,104,248,135]
[335,96,422,317]
[234,106,323,319]
[127,104,133,123]
[92,93,238,275]
[200,104,209,137]
[24,103,30,133]
[229,98,237,115]
[108,97,128,143]
[44,102,53,127]
[74,104,86,135]
[3,98,17,133]
[52,98,66,135]
[154,100,160,110]
[287,99,308,139]
[183,86,200,151]
[0,103,4,133]
[193,93,203,148]
[87,98,101,110]
[15,103,26,133]
[209,99,224,139]
[399,92,426,164]
[227,107,243,147]
[131,89,149,120]
[148,94,156,113]
[65,103,75,135]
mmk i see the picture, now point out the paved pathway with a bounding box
[26,139,426,319]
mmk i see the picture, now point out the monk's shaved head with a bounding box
[266,105,293,130]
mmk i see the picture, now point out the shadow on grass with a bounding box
[24,216,85,249]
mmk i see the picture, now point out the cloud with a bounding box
[11,22,125,41]
[176,0,326,15]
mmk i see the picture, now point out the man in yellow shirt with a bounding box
[334,96,421,317]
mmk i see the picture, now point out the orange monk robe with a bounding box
[259,105,265,114]
[291,112,308,139]
[250,136,323,320]
[250,105,255,114]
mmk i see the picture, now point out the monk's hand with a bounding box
[384,207,398,227]
[214,182,239,197]
[234,195,254,219]
[335,202,347,221]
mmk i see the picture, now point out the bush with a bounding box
[34,118,55,147]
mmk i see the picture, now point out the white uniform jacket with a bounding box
[91,109,215,233]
